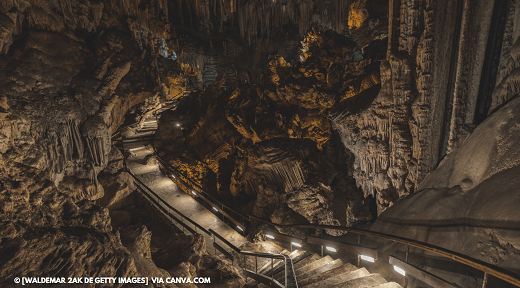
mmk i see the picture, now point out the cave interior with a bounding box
[0,0,519,287]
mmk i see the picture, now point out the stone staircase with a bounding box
[245,250,402,288]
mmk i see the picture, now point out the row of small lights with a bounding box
[173,122,245,226]
[164,125,401,278]
[264,233,405,276]
[171,172,405,276]
[170,174,244,232]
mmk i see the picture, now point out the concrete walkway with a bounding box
[123,119,247,256]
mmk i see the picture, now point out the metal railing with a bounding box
[210,229,295,288]
[119,138,211,236]
[151,133,250,234]
[118,136,289,287]
[250,216,520,288]
[116,107,520,288]
[112,93,187,140]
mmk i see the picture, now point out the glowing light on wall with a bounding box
[361,255,375,262]
[394,266,406,276]
[326,247,337,252]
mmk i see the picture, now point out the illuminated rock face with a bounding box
[0,0,192,283]
[154,24,384,235]
[330,0,519,216]
[231,138,371,236]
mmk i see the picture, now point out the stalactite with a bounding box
[1,0,170,41]
[45,121,85,176]
[172,0,349,44]
[84,136,108,168]
[266,160,305,193]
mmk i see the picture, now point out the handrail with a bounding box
[208,228,241,253]
[120,139,212,237]
[115,98,520,288]
[240,251,286,260]
[151,134,250,229]
[209,228,291,287]
[112,95,183,139]
[134,183,195,235]
[117,114,288,287]
[249,215,520,287]
[118,97,250,234]
[153,154,249,222]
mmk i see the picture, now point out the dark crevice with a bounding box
[438,0,464,163]
[474,0,510,124]
[367,195,378,223]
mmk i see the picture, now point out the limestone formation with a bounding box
[0,0,198,284]
[2,0,520,286]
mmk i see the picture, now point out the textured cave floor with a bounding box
[124,129,248,257]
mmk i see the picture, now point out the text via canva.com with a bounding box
[13,277,212,285]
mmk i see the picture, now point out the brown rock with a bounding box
[97,171,135,209]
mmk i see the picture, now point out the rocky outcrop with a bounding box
[0,0,193,284]
[329,0,518,214]
[0,12,13,54]
[420,96,520,193]
[231,138,370,236]
[120,225,176,287]
[153,9,386,238]
[491,0,520,114]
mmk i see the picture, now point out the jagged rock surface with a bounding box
[231,138,370,236]
[154,23,385,233]
[0,0,194,285]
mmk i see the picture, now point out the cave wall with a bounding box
[491,0,520,114]
[330,0,515,214]
[0,0,193,284]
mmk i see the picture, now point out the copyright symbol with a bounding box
[14,277,20,284]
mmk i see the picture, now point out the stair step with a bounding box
[293,254,321,270]
[246,250,308,287]
[257,249,304,276]
[256,249,289,275]
[272,253,319,283]
[275,255,333,284]
[323,273,387,288]
[297,258,344,281]
[298,263,358,287]
[294,255,334,275]
[302,267,370,288]
[373,282,403,288]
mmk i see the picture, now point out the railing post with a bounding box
[271,258,274,280]
[321,245,324,258]
[255,256,258,288]
[482,272,489,288]
[404,245,410,288]
[357,234,361,268]
[285,257,287,288]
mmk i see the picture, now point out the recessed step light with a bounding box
[326,246,337,252]
[361,255,375,262]
[394,265,406,276]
